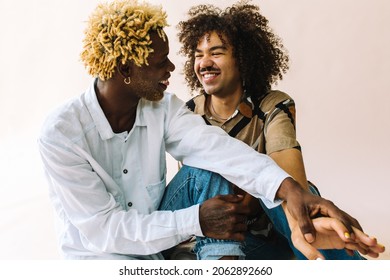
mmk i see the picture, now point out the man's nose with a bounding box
[168,58,175,72]
[199,55,214,69]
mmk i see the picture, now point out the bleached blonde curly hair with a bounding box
[80,0,168,80]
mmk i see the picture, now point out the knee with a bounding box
[181,165,232,195]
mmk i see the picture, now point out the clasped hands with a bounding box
[199,178,385,260]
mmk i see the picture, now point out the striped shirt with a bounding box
[186,90,301,233]
[186,90,300,156]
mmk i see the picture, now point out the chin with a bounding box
[144,91,164,102]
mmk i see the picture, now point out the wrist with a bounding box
[282,202,297,226]
[275,177,302,201]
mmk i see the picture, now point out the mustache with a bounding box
[199,66,219,73]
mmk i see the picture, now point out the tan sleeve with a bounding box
[261,91,300,155]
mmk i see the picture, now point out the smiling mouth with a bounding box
[201,72,220,82]
[203,73,218,78]
[159,79,170,87]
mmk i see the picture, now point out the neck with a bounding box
[208,90,244,121]
[96,78,140,133]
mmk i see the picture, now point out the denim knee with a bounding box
[159,165,232,211]
[194,237,245,260]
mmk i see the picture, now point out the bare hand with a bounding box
[290,217,385,259]
[277,177,362,243]
[199,194,250,241]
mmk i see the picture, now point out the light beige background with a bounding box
[0,0,389,260]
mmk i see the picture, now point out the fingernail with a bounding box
[344,232,351,239]
[304,233,314,243]
[316,257,324,260]
[378,243,385,248]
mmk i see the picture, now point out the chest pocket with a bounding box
[145,175,167,211]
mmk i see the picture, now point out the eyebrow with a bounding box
[153,51,169,60]
[158,50,169,57]
[195,45,228,53]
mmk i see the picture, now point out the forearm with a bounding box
[270,148,309,191]
[176,125,289,207]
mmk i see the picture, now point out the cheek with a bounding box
[193,61,199,73]
[194,64,201,79]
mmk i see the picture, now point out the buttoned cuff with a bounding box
[262,173,290,209]
[175,204,204,237]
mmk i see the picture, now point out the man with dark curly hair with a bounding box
[37,0,383,260]
[176,0,384,259]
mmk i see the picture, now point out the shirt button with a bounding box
[123,169,128,174]
[127,202,133,207]
[221,125,226,130]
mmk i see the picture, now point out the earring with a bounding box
[124,77,131,84]
[242,80,247,94]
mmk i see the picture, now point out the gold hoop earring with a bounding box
[124,77,131,85]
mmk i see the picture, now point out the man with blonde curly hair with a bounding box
[38,0,383,260]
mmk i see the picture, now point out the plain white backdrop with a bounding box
[0,0,389,260]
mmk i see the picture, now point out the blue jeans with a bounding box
[159,165,244,259]
[159,166,363,260]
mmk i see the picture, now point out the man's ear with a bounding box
[117,61,132,79]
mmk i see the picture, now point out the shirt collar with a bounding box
[197,93,253,119]
[85,79,115,141]
[237,97,254,118]
[84,79,146,141]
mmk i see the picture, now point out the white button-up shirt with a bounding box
[38,80,289,259]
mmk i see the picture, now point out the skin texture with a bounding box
[96,32,175,133]
[199,194,250,241]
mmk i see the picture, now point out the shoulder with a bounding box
[39,94,88,143]
[185,94,206,114]
[143,92,185,113]
[259,90,295,112]
[141,92,190,128]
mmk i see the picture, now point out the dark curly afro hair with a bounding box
[177,0,289,101]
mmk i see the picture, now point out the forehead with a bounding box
[197,31,230,48]
[149,31,169,57]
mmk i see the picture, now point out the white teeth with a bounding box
[203,73,217,79]
[159,80,169,86]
